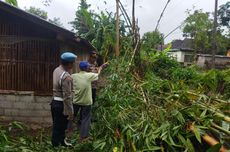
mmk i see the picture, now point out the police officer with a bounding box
[51,52,77,147]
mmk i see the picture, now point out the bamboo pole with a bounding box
[115,0,120,57]
[202,135,227,152]
[211,0,218,69]
[189,124,228,152]
[214,112,230,123]
[129,38,140,64]
[118,1,132,27]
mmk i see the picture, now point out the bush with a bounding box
[170,66,198,83]
[144,52,180,79]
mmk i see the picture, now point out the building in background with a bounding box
[167,39,194,66]
[167,48,194,66]
[197,54,230,69]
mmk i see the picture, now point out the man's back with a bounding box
[72,71,98,105]
[53,65,65,97]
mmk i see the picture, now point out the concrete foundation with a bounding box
[0,92,52,125]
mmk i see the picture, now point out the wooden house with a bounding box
[0,1,94,124]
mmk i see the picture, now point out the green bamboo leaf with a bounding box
[168,134,177,146]
[200,109,207,118]
[0,131,8,142]
[193,125,202,143]
[177,111,185,124]
[142,146,161,151]
[126,129,131,139]
[186,138,195,152]
[161,131,168,140]
[206,143,222,152]
[143,125,148,136]
[178,134,187,146]
[10,121,24,130]
[145,138,150,148]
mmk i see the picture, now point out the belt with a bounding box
[53,97,64,101]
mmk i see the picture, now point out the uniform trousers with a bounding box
[51,100,68,147]
[92,88,97,105]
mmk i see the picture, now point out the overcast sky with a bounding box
[16,0,229,43]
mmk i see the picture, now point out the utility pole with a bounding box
[115,0,120,57]
[211,0,218,69]
[132,0,136,48]
[132,0,135,34]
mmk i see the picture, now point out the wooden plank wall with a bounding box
[0,13,89,95]
[0,36,59,95]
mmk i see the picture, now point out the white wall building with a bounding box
[167,49,194,66]
[197,54,230,69]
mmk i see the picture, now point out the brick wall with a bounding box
[0,93,52,125]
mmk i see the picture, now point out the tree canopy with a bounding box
[4,0,18,7]
[48,17,63,27]
[218,1,230,28]
[141,31,163,53]
[25,6,48,20]
[183,10,218,54]
[182,8,229,55]
[70,0,92,36]
[70,0,128,60]
[24,6,63,27]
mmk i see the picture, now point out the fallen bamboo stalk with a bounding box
[186,93,230,123]
[211,123,230,136]
[197,102,230,123]
[140,85,147,103]
[202,135,227,152]
[127,38,140,72]
[212,98,230,104]
[187,91,229,104]
[189,124,228,152]
[214,113,230,123]
[133,72,148,103]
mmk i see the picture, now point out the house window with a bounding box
[184,54,193,62]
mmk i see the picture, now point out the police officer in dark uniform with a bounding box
[51,52,77,147]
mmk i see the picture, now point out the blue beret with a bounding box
[61,52,77,62]
[79,61,89,70]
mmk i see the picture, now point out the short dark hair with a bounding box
[61,59,74,66]
[89,50,97,54]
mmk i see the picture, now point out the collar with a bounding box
[79,71,87,73]
[59,65,69,72]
